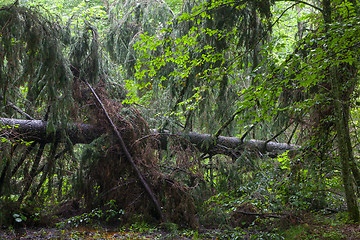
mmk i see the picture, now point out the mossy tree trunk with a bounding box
[330,67,359,222]
[323,0,359,222]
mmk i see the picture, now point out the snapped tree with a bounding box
[1,0,360,226]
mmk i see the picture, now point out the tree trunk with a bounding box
[0,118,298,157]
[330,67,359,222]
[323,0,359,222]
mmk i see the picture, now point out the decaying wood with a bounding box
[83,80,167,223]
[0,118,298,157]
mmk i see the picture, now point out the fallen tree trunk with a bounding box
[168,131,298,156]
[0,118,103,144]
[0,118,298,156]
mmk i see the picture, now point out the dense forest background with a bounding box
[1,0,360,238]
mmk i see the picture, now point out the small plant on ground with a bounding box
[56,200,125,228]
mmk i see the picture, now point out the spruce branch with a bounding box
[83,79,167,223]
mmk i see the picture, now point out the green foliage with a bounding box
[128,221,158,234]
[282,214,353,240]
[0,4,73,123]
[0,197,18,225]
[70,23,102,84]
[12,213,27,223]
[0,195,52,227]
[1,0,360,235]
[105,0,174,77]
[56,200,125,228]
[128,0,276,133]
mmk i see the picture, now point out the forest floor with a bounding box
[0,227,191,240]
[1,214,360,240]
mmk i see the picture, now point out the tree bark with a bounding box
[330,68,359,222]
[0,118,104,144]
[322,0,359,222]
[0,118,298,156]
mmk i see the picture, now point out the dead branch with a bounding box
[83,80,166,223]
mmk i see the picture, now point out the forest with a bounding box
[1,0,360,239]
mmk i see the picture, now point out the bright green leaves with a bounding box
[134,23,228,87]
[0,124,34,147]
[178,86,207,111]
[134,28,200,83]
[72,2,107,21]
[134,33,164,80]
[122,80,141,105]
[276,151,290,170]
[0,124,16,145]
[336,0,356,18]
[289,16,360,90]
[105,0,174,77]
[131,0,276,133]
